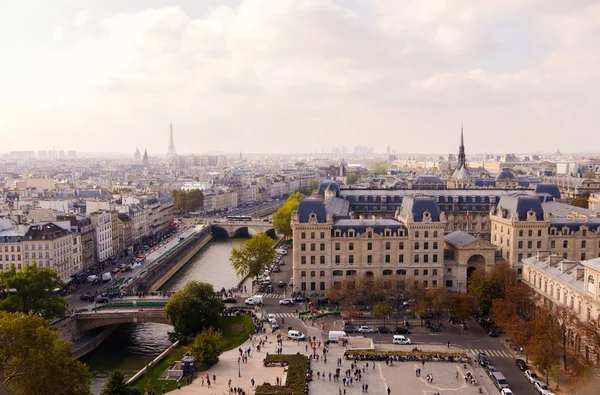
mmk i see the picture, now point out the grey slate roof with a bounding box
[333,218,405,235]
[497,194,544,221]
[496,168,517,181]
[398,195,440,222]
[297,197,328,223]
[324,197,350,218]
[318,180,340,197]
[445,231,476,247]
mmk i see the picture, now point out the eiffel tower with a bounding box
[166,123,177,157]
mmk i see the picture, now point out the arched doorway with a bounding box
[466,254,486,291]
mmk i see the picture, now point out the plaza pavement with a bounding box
[171,320,495,395]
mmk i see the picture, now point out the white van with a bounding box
[244,295,264,305]
[328,331,347,342]
[86,275,98,283]
[393,335,412,345]
[287,330,306,340]
[101,272,112,282]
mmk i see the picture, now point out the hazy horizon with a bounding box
[2,1,599,154]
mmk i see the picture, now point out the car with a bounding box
[377,327,392,334]
[272,266,281,273]
[293,296,309,303]
[534,380,552,394]
[486,365,497,374]
[95,296,109,304]
[358,326,375,333]
[223,297,237,303]
[393,335,412,345]
[501,389,514,395]
[515,359,528,371]
[267,313,276,320]
[277,281,286,287]
[80,292,94,302]
[279,299,294,306]
[525,370,539,384]
[343,326,358,333]
[269,318,279,329]
[393,327,410,334]
[287,330,305,340]
[112,267,120,273]
[488,330,499,337]
[477,353,489,367]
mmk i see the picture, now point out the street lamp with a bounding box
[238,356,241,377]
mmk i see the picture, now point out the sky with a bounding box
[1,0,599,156]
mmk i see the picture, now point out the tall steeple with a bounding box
[166,123,177,157]
[143,149,148,165]
[457,122,466,169]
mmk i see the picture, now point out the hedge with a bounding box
[344,350,468,358]
[255,354,308,395]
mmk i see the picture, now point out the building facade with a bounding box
[23,223,74,282]
[90,211,113,263]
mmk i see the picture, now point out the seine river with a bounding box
[82,237,246,394]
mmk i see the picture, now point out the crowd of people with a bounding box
[344,352,470,364]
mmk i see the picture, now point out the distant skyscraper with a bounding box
[166,123,177,157]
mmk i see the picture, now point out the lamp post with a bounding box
[238,356,241,377]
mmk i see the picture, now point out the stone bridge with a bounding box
[54,308,168,342]
[210,220,277,238]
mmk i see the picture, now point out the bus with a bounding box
[226,215,252,221]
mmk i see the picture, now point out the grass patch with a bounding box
[255,354,308,395]
[131,316,254,392]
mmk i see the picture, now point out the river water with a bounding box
[83,236,246,394]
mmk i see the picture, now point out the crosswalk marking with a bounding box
[470,348,511,358]
[272,312,296,318]
[257,293,286,298]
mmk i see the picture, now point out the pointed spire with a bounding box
[460,121,464,147]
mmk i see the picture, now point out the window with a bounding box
[320,282,325,291]
[414,269,419,276]
[335,255,340,264]
[320,270,325,277]
[301,282,306,291]
[320,243,325,251]
[414,255,419,263]
[399,242,404,250]
[385,255,390,263]
[518,253,523,262]
[311,232,315,239]
[581,253,586,260]
[445,280,453,287]
[528,230,533,237]
[433,242,438,249]
[518,241,523,248]
[320,256,325,264]
[423,269,429,276]
[333,270,343,276]
[414,242,419,250]
[527,241,532,249]
[551,240,555,248]
[367,242,373,251]
[432,280,437,286]
[399,254,404,263]
[367,255,372,264]
[433,254,438,263]
[434,231,438,237]
[423,255,429,263]
[383,269,393,276]
[385,242,390,250]
[424,242,429,250]
[301,271,306,278]
[310,271,316,277]
[563,240,568,248]
[537,241,541,249]
[320,232,325,239]
[432,269,438,276]
[582,240,587,248]
[423,280,428,287]
[335,243,340,251]
[349,255,354,264]
[415,231,419,238]
[301,232,306,239]
[310,256,315,265]
[310,243,316,251]
[349,242,354,251]
[301,243,306,251]
[424,231,429,238]
[310,282,316,291]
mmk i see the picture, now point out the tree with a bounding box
[373,302,393,328]
[570,196,589,208]
[467,269,504,315]
[230,234,276,283]
[491,283,535,349]
[451,293,478,322]
[189,328,223,368]
[583,170,597,179]
[170,190,186,214]
[384,276,407,326]
[346,174,359,185]
[425,286,450,324]
[186,189,204,212]
[101,371,140,395]
[0,312,91,395]
[164,281,224,336]
[528,308,563,386]
[0,263,67,320]
[309,179,320,194]
[272,193,304,238]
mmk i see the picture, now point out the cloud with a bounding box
[1,0,600,154]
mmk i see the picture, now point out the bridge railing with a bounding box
[75,300,168,314]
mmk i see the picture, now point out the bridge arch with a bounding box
[74,311,169,333]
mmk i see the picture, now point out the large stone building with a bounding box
[23,223,74,282]
[57,214,95,270]
[90,210,113,263]
[291,195,498,295]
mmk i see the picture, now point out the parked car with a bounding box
[80,292,94,302]
[277,281,286,287]
[95,296,109,304]
[394,327,411,334]
[293,296,309,303]
[272,266,281,273]
[515,359,528,371]
[279,298,294,306]
[377,327,392,334]
[343,326,358,333]
[392,335,412,345]
[287,330,305,340]
[534,380,552,394]
[501,389,514,395]
[477,352,489,367]
[223,297,237,303]
[112,267,120,273]
[486,365,497,374]
[358,326,375,333]
[525,370,539,384]
[488,329,499,337]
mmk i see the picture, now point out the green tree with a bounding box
[230,234,276,284]
[583,170,597,179]
[373,302,393,328]
[186,189,204,212]
[165,281,224,336]
[451,293,478,322]
[309,179,320,194]
[0,312,91,395]
[0,263,67,319]
[170,190,186,214]
[189,328,223,368]
[467,270,504,315]
[425,286,450,324]
[570,196,589,208]
[101,370,139,395]
[346,173,359,185]
[272,205,293,238]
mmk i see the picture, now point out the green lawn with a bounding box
[131,316,254,393]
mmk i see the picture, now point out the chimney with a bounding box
[359,215,364,224]
[576,266,585,281]
[372,215,377,224]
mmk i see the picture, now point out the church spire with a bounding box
[457,123,466,169]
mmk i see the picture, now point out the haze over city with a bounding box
[1,0,599,155]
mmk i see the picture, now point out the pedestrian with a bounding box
[213,374,216,382]
[201,378,204,386]
[365,383,369,392]
[387,387,391,395]
[229,378,232,387]
[329,372,332,381]
[362,383,365,392]
[447,341,451,348]
[207,379,211,388]
[177,381,181,390]
[162,385,166,394]
[468,340,471,348]
[251,378,255,387]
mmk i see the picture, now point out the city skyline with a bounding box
[1,1,599,154]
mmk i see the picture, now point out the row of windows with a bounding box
[327,268,443,276]
[1,246,21,252]
[346,195,496,204]
[300,232,326,240]
[300,254,440,265]
[0,254,22,261]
